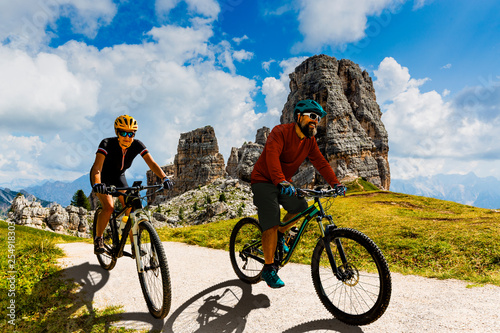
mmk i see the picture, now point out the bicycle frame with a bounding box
[106,183,160,274]
[267,189,349,280]
[277,195,335,266]
[108,208,149,273]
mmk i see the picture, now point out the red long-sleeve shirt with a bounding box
[251,123,339,186]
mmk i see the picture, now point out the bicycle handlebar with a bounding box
[106,183,165,197]
[297,185,347,198]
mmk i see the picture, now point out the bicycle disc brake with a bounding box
[337,263,360,286]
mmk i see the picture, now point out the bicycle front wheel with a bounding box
[311,228,391,326]
[229,217,264,284]
[92,208,117,270]
[137,221,172,319]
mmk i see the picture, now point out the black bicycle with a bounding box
[229,186,392,326]
[92,181,171,319]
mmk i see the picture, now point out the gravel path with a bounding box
[57,242,500,333]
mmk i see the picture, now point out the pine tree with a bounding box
[71,189,91,210]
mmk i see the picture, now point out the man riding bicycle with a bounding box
[250,100,341,288]
[90,115,173,254]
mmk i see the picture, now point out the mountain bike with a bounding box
[92,181,171,319]
[229,186,392,326]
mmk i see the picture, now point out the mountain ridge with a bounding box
[21,174,92,207]
[390,172,500,209]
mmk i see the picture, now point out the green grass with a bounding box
[0,221,135,333]
[157,190,500,287]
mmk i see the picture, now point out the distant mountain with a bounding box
[22,174,92,207]
[390,173,500,209]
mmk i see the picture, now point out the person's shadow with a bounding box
[33,262,165,332]
[163,279,270,333]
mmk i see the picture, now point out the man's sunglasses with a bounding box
[118,131,135,138]
[302,112,322,121]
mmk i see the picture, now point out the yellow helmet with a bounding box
[114,115,138,134]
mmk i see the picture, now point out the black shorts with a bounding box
[251,182,308,231]
[90,173,128,188]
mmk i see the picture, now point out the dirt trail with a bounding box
[57,242,500,332]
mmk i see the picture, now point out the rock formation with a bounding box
[280,54,390,189]
[226,127,270,182]
[149,178,257,226]
[148,126,226,203]
[7,195,91,237]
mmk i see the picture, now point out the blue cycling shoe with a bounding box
[262,267,285,288]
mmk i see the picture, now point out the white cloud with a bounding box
[262,57,308,117]
[375,57,500,179]
[0,0,116,52]
[59,0,117,38]
[293,0,403,51]
[232,49,254,62]
[262,60,276,72]
[373,56,428,104]
[0,46,100,134]
[0,134,83,185]
[147,24,213,61]
[441,63,452,69]
[413,0,432,10]
[232,35,249,45]
[156,0,220,21]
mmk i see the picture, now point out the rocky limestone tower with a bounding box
[226,126,270,182]
[281,54,390,189]
[148,126,226,203]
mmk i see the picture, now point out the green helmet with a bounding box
[293,99,327,121]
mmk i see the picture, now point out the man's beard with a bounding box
[299,122,317,138]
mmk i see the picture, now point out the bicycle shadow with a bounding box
[52,262,165,332]
[282,318,364,333]
[163,279,270,333]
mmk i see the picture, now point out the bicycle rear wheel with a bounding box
[92,208,117,270]
[229,217,265,284]
[311,228,391,326]
[137,220,171,319]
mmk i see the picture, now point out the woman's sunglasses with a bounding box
[118,131,135,138]
[302,112,322,121]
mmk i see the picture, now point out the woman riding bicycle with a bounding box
[250,99,342,288]
[90,115,173,254]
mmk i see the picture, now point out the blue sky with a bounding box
[0,0,499,188]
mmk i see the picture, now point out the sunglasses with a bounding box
[302,112,322,121]
[118,131,135,138]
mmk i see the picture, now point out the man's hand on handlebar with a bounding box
[163,177,174,190]
[334,184,347,196]
[278,181,296,196]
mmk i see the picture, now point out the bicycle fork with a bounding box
[129,211,145,274]
[322,225,351,281]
